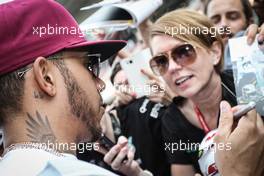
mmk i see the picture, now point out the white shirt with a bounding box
[0,148,118,176]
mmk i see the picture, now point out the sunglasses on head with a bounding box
[149,43,197,76]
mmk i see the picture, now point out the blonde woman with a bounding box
[149,9,263,175]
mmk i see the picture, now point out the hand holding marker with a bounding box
[233,101,256,120]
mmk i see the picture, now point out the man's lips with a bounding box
[221,32,233,39]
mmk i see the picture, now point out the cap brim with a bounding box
[65,40,126,62]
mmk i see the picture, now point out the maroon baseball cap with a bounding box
[0,0,126,76]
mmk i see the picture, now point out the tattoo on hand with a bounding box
[26,111,57,145]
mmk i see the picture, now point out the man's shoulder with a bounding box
[0,149,118,176]
[0,149,59,176]
[38,157,118,176]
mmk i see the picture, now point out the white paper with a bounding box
[229,36,261,61]
[229,35,264,115]
[80,0,163,30]
[115,0,163,26]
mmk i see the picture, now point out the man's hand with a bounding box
[214,101,264,176]
[246,23,264,50]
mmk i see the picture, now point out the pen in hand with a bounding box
[233,101,256,121]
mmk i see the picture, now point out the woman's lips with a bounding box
[175,75,193,86]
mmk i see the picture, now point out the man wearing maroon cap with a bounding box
[0,0,149,175]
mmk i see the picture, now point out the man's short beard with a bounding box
[52,59,102,142]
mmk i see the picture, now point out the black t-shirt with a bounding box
[162,71,237,173]
[117,97,170,176]
[77,149,123,175]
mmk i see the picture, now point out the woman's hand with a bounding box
[112,84,136,107]
[103,136,143,176]
[141,69,177,106]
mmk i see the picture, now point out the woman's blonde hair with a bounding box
[150,9,224,73]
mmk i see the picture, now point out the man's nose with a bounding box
[219,16,229,28]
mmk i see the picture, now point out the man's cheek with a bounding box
[232,20,247,33]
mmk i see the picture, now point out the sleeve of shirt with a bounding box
[161,103,194,165]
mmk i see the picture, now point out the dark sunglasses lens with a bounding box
[93,60,100,77]
[87,57,100,77]
[172,44,196,66]
[150,55,169,75]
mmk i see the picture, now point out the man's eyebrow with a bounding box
[226,11,241,15]
[209,14,220,19]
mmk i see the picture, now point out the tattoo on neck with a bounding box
[33,91,45,99]
[26,111,57,145]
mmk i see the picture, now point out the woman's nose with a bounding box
[167,57,182,74]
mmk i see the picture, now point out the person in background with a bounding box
[205,0,254,46]
[110,62,136,108]
[205,0,264,70]
[149,9,263,176]
[252,0,264,24]
[104,63,171,176]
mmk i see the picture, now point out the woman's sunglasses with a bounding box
[149,44,197,76]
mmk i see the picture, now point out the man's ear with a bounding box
[210,41,222,66]
[32,57,56,96]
